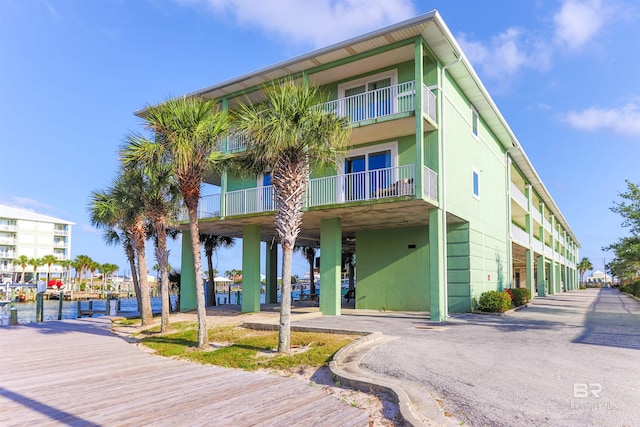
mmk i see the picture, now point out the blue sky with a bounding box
[1,0,638,278]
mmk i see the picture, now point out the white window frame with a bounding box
[340,141,398,174]
[338,70,398,99]
[472,168,480,200]
[471,106,479,139]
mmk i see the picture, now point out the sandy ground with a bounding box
[112,309,401,426]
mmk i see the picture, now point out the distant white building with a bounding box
[586,270,612,284]
[0,204,74,283]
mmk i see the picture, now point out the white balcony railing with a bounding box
[423,166,437,201]
[178,194,222,221]
[307,165,416,207]
[223,82,438,154]
[53,241,67,248]
[422,84,437,121]
[510,183,528,210]
[226,186,274,216]
[54,230,68,236]
[0,251,16,258]
[0,238,16,245]
[511,224,529,247]
[543,217,552,233]
[544,245,553,257]
[0,224,16,231]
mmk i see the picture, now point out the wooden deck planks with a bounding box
[0,318,369,426]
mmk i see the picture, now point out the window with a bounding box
[340,71,397,122]
[472,169,480,198]
[342,142,397,201]
[471,107,479,137]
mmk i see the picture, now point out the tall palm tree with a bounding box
[73,254,93,289]
[28,257,43,284]
[14,255,29,283]
[578,257,594,284]
[123,96,230,347]
[89,169,154,325]
[121,152,182,332]
[234,79,350,352]
[200,234,235,306]
[59,259,72,288]
[294,246,317,296]
[41,254,58,286]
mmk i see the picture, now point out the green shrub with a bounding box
[620,281,640,298]
[511,288,531,307]
[477,291,512,312]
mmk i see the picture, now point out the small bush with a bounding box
[511,288,531,307]
[477,290,512,312]
[620,281,640,298]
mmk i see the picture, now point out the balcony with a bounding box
[0,251,16,259]
[188,164,436,218]
[223,81,437,153]
[511,183,528,211]
[511,224,529,248]
[54,229,68,236]
[0,224,16,232]
[0,238,16,245]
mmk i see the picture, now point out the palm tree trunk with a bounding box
[155,224,170,332]
[186,200,208,348]
[206,249,216,307]
[132,227,153,325]
[278,245,293,352]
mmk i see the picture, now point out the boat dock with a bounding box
[0,318,369,426]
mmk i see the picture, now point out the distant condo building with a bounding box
[0,204,74,283]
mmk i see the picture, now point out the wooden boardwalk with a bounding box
[0,318,369,426]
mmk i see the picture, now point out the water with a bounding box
[10,296,176,324]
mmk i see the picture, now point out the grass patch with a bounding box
[140,323,357,371]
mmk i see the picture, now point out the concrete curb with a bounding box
[330,332,455,427]
[243,321,453,426]
[471,302,532,316]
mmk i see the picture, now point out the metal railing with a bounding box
[226,132,248,153]
[225,186,274,216]
[54,229,68,236]
[307,165,416,207]
[422,84,437,121]
[531,209,542,225]
[423,166,437,201]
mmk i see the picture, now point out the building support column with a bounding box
[320,218,341,316]
[525,249,535,300]
[414,38,425,199]
[241,225,261,312]
[536,255,546,297]
[265,241,278,304]
[429,208,446,321]
[179,230,196,311]
[548,260,556,295]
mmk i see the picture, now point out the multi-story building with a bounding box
[0,204,74,283]
[173,11,579,320]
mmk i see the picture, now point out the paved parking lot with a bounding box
[296,288,640,426]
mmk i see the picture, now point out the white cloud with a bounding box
[80,224,102,235]
[564,102,640,136]
[553,0,609,50]
[9,197,55,212]
[181,0,416,47]
[458,28,550,81]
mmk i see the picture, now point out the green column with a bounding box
[525,249,535,300]
[265,242,278,304]
[429,208,446,321]
[548,259,556,295]
[180,230,196,311]
[536,255,546,297]
[414,38,424,199]
[320,218,341,316]
[242,225,261,312]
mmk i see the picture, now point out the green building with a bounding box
[173,11,579,320]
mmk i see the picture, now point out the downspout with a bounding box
[439,56,461,317]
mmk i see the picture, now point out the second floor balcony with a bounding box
[185,164,437,220]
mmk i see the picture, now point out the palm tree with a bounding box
[200,234,235,306]
[14,255,29,283]
[73,255,93,289]
[578,257,594,284]
[89,169,154,325]
[122,96,230,348]
[59,259,72,288]
[28,257,43,284]
[103,228,140,308]
[121,152,182,332]
[233,79,350,352]
[41,254,58,287]
[294,246,317,297]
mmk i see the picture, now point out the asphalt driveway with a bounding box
[295,288,640,426]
